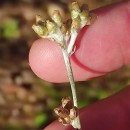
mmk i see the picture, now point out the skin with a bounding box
[29,1,130,130]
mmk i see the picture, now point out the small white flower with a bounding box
[32,1,97,129]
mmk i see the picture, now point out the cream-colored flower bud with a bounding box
[80,10,88,27]
[71,2,81,19]
[46,20,56,34]
[80,10,88,21]
[32,25,44,37]
[61,24,68,35]
[71,17,81,31]
[32,24,48,37]
[52,10,62,27]
[87,13,97,25]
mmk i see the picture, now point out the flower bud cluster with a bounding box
[32,1,96,53]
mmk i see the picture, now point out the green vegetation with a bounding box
[2,19,20,39]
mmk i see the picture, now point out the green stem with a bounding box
[62,47,81,129]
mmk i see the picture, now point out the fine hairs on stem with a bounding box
[32,1,97,129]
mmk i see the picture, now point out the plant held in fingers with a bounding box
[32,1,97,129]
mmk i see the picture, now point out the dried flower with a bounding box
[54,97,78,126]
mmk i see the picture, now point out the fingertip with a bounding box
[29,38,67,82]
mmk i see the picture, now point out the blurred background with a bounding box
[0,0,129,130]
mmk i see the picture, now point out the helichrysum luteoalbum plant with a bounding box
[32,1,96,129]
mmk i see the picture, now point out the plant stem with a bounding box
[62,47,81,130]
[67,31,78,55]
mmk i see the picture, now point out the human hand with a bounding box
[29,1,130,130]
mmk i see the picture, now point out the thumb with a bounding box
[29,1,130,83]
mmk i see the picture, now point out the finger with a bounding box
[29,1,130,83]
[44,85,130,130]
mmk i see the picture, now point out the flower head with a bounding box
[32,1,97,52]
